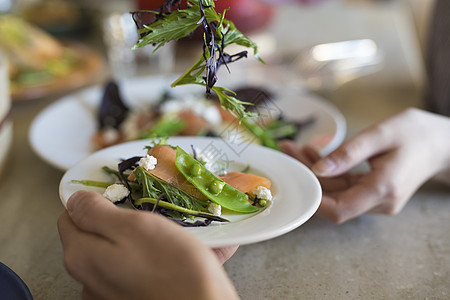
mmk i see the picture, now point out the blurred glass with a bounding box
[102,12,175,78]
[0,0,12,12]
[295,39,383,92]
[0,50,13,177]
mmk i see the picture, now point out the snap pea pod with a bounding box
[175,146,259,214]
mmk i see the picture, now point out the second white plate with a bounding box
[30,75,346,171]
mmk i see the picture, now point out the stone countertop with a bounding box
[0,2,449,299]
[1,84,449,300]
[226,181,450,299]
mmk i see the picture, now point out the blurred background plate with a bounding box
[29,75,346,171]
[10,42,105,102]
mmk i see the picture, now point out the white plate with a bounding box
[30,75,346,171]
[59,137,321,247]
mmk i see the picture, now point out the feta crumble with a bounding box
[103,184,130,203]
[192,147,215,171]
[160,96,222,125]
[208,202,222,216]
[102,127,119,144]
[199,105,222,125]
[139,155,157,170]
[254,186,273,201]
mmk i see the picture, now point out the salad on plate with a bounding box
[92,80,316,151]
[72,139,273,227]
[60,136,322,247]
[0,15,102,101]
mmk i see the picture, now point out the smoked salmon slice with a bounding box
[219,172,271,196]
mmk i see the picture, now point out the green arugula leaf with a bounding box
[220,19,262,62]
[211,86,257,119]
[133,6,201,51]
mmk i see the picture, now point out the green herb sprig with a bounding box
[131,0,261,120]
[133,166,208,214]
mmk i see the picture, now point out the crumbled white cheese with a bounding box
[103,184,130,203]
[160,96,222,125]
[193,147,215,171]
[208,202,222,216]
[160,98,185,114]
[201,105,222,125]
[102,127,119,144]
[139,155,157,170]
[254,186,273,201]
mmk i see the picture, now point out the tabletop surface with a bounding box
[1,2,449,299]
